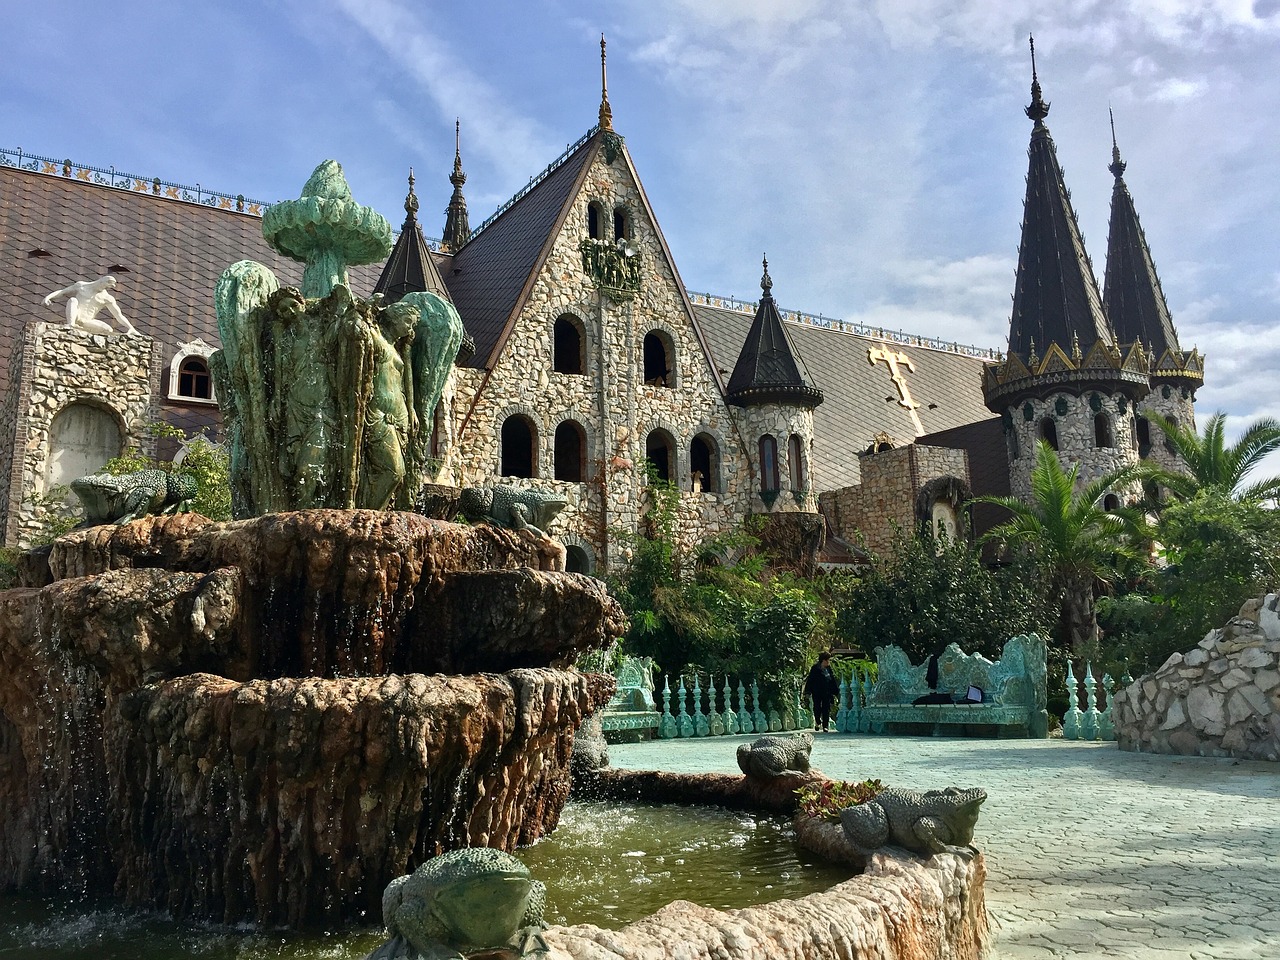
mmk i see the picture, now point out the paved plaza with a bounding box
[610,735,1280,960]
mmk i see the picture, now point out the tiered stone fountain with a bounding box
[0,162,623,929]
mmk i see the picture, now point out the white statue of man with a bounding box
[42,275,138,335]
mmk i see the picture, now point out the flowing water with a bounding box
[0,802,851,959]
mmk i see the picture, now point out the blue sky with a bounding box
[6,0,1280,452]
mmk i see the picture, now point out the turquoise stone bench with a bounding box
[600,655,660,738]
[862,634,1049,738]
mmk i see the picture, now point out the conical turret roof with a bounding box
[724,257,823,408]
[1103,117,1180,356]
[374,169,451,303]
[1007,39,1112,360]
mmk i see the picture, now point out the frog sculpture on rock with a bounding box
[840,785,987,859]
[365,848,548,960]
[736,733,813,778]
[70,469,198,525]
[459,486,569,571]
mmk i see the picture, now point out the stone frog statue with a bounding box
[840,785,986,859]
[459,486,569,571]
[70,469,198,526]
[736,733,813,778]
[366,848,548,960]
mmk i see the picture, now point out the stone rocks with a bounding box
[1113,594,1280,761]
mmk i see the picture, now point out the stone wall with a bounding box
[820,444,967,558]
[2,323,159,548]
[1136,383,1195,476]
[1113,594,1280,761]
[1003,390,1140,503]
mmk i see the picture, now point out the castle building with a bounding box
[0,42,1198,565]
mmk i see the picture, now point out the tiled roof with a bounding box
[1103,148,1180,356]
[694,303,995,490]
[443,134,599,369]
[724,261,823,408]
[1008,105,1112,359]
[374,177,452,303]
[0,165,380,435]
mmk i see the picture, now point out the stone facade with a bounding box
[2,324,159,547]
[1002,390,1142,502]
[820,444,968,558]
[1136,383,1196,475]
[1113,594,1280,761]
[451,143,768,571]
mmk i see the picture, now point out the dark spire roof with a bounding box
[441,120,471,253]
[724,256,823,408]
[1007,36,1112,361]
[1103,112,1181,356]
[373,168,451,303]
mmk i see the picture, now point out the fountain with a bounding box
[0,161,623,930]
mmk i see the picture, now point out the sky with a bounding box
[5,0,1280,453]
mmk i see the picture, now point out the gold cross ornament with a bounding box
[868,346,924,436]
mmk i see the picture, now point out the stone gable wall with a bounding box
[452,144,754,570]
[1113,594,1280,761]
[820,444,967,558]
[4,324,157,547]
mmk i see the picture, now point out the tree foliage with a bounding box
[834,527,1053,662]
[1147,411,1280,503]
[103,422,232,521]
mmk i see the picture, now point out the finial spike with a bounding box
[1025,34,1050,125]
[1108,106,1127,178]
[454,118,461,162]
[761,254,773,295]
[599,34,614,131]
[404,167,418,218]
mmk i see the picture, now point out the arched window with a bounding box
[1163,415,1178,454]
[500,415,537,478]
[565,545,592,574]
[759,435,779,494]
[1136,417,1152,459]
[1040,418,1058,451]
[176,356,212,400]
[45,402,123,490]
[587,202,603,240]
[554,420,585,482]
[645,429,675,483]
[613,206,629,240]
[642,331,673,388]
[1094,414,1114,448]
[788,434,807,492]
[689,433,719,494]
[1103,493,1120,511]
[553,315,584,375]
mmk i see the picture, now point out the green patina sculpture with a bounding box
[366,848,548,960]
[459,486,567,538]
[736,733,813,778]
[209,161,463,517]
[70,468,197,525]
[839,786,986,859]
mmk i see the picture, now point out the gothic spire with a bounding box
[1103,113,1182,358]
[598,35,614,131]
[1006,36,1111,361]
[725,256,823,408]
[441,119,471,253]
[374,167,451,303]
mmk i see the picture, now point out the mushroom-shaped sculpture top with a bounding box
[261,160,393,300]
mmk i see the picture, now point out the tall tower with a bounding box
[725,258,824,512]
[1102,113,1203,472]
[983,39,1149,503]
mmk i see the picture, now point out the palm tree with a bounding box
[976,441,1143,651]
[1148,412,1280,502]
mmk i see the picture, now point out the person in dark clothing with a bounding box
[803,652,840,732]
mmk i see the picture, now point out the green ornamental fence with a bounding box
[1059,660,1132,741]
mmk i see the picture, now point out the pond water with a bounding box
[0,803,851,959]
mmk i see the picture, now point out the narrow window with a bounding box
[613,206,628,240]
[554,421,585,482]
[788,434,806,491]
[553,316,583,375]
[177,357,212,400]
[1163,415,1178,454]
[1094,414,1113,448]
[587,203,601,240]
[690,433,718,494]
[643,332,671,387]
[759,435,779,494]
[645,429,674,483]
[501,416,536,478]
[1103,493,1120,511]
[1136,417,1152,459]
[1040,418,1058,451]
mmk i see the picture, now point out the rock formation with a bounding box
[1112,593,1280,761]
[0,511,621,925]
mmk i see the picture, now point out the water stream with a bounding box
[0,802,851,959]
